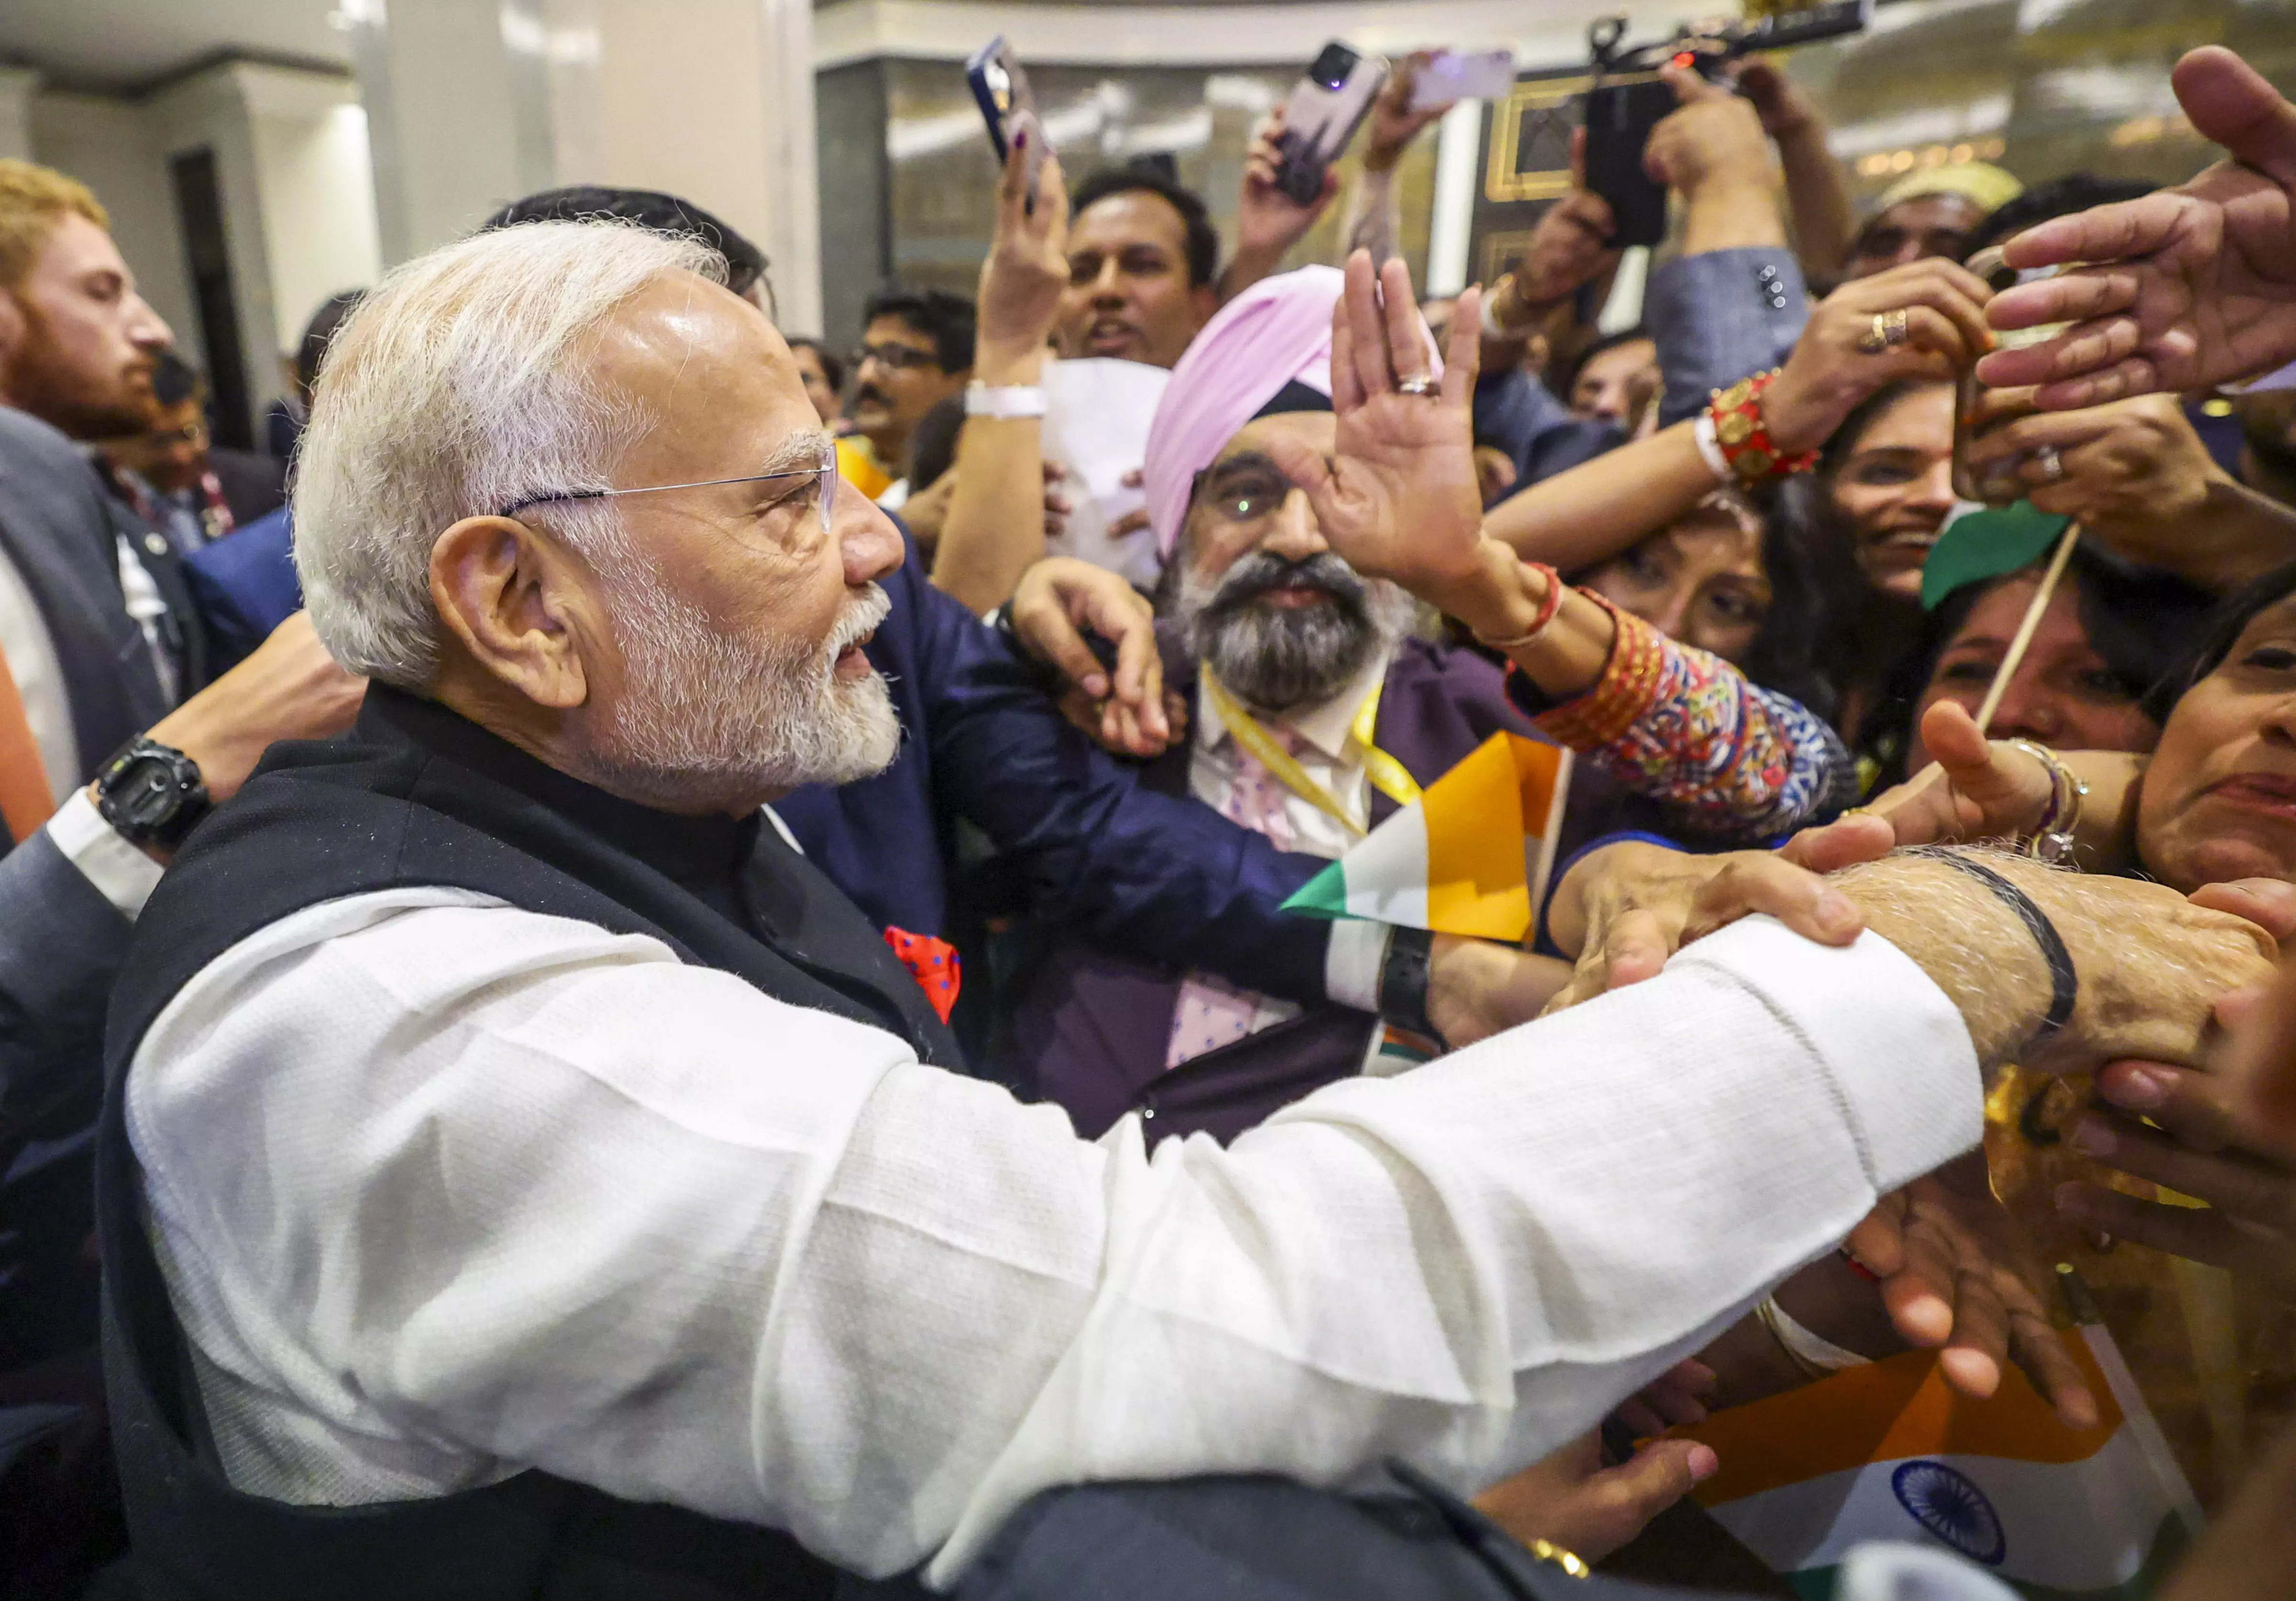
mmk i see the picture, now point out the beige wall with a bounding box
[349,0,822,330]
[26,62,382,436]
[27,90,199,375]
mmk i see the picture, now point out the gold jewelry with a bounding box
[1394,374,1437,398]
[1524,1539,1590,1578]
[1856,308,1911,355]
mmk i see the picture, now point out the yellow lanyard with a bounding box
[1201,669,1423,840]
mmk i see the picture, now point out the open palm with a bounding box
[1262,252,1486,596]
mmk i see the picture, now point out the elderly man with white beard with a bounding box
[94,221,2273,1601]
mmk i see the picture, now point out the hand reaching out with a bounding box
[1976,47,2296,408]
[1846,1156,2100,1427]
[1472,1415,1717,1566]
[1541,841,1863,1012]
[1006,556,1172,757]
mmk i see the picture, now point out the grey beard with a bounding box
[1177,552,1400,715]
[583,555,902,812]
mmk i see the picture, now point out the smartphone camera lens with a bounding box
[1308,44,1356,90]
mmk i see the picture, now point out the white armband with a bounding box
[964,383,1048,420]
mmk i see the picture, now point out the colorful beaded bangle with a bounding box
[1706,369,1819,485]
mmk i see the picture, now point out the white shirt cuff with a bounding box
[1323,919,1393,1014]
[1668,915,1984,1194]
[45,788,164,920]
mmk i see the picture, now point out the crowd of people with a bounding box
[1,31,2295,1601]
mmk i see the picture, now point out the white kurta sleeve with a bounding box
[128,896,1978,1582]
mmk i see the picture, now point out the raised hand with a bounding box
[976,133,1070,366]
[1361,51,1453,174]
[1230,107,1338,286]
[1761,257,1995,455]
[1976,47,2296,408]
[1261,251,1487,605]
[1484,133,1618,335]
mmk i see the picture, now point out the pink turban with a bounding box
[1143,264,1444,560]
[1143,266,1342,561]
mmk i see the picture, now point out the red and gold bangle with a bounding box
[1471,560,1565,650]
[1705,369,1819,485]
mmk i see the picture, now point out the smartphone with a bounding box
[1411,48,1515,112]
[1952,245,2070,504]
[965,37,1046,208]
[1580,73,1675,248]
[1274,41,1391,206]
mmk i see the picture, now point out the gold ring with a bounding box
[1856,313,1890,356]
[1883,307,1911,347]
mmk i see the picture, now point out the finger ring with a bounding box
[1857,309,1910,355]
[1394,374,1437,398]
[2036,445,2065,482]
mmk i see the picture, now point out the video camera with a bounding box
[1582,0,1873,245]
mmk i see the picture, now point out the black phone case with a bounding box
[1274,128,1334,207]
[1581,78,1676,248]
[966,61,1013,161]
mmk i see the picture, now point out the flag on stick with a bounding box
[1282,733,1572,942]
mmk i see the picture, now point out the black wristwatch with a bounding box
[94,736,212,848]
[1378,925,1441,1045]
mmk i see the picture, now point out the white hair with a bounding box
[291,219,725,685]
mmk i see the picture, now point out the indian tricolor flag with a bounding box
[1282,733,1572,941]
[1669,1326,2201,1599]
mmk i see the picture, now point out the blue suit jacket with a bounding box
[183,504,300,674]
[1478,246,1813,502]
[176,510,1333,1005]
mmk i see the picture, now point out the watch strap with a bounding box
[1377,925,1440,1045]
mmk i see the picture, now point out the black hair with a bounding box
[150,348,202,409]
[906,392,968,489]
[1555,325,1653,403]
[481,186,770,305]
[1739,483,1868,725]
[2141,561,2296,724]
[1861,541,2219,783]
[785,335,845,397]
[295,289,366,398]
[861,284,977,373]
[1963,175,2154,261]
[1070,165,1221,291]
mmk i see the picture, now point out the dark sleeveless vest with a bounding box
[97,685,961,1600]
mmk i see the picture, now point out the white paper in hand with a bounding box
[1041,357,1171,588]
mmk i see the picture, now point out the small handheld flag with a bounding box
[1281,732,1572,942]
[1667,1324,2200,1599]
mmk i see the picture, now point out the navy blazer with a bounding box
[176,510,1335,1006]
